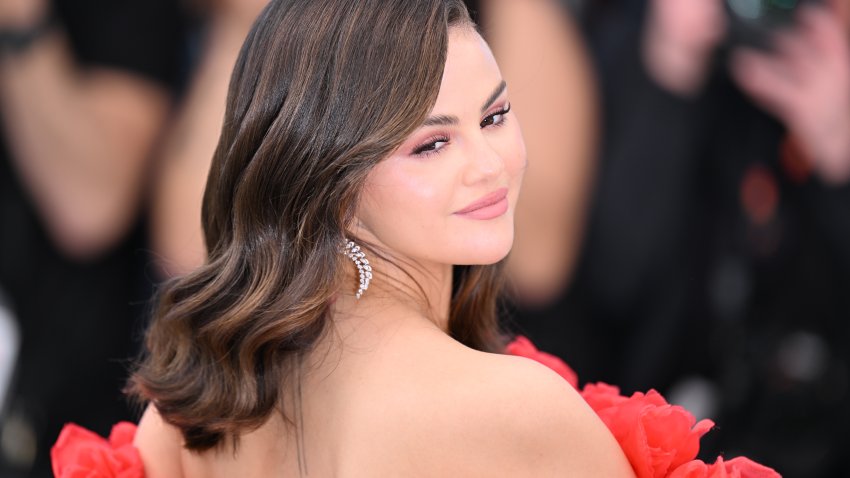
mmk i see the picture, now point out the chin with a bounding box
[463,251,510,266]
[451,232,514,265]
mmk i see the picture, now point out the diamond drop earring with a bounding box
[342,240,372,299]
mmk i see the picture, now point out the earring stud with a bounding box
[342,240,371,299]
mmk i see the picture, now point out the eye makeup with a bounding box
[412,134,450,157]
[409,101,512,158]
[481,103,511,128]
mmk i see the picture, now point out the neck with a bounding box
[335,248,453,332]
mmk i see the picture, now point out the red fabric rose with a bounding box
[504,336,780,477]
[505,335,579,388]
[581,383,715,478]
[669,457,782,478]
[51,422,144,478]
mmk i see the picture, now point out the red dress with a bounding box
[52,337,781,478]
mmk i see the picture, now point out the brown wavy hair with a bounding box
[129,0,506,451]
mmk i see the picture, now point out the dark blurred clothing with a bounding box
[477,1,850,476]
[0,1,185,476]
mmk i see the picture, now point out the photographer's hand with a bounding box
[732,5,850,185]
[643,0,727,97]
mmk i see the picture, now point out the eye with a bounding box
[480,103,511,128]
[412,135,450,156]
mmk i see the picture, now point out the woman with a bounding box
[50,1,779,476]
[129,0,632,475]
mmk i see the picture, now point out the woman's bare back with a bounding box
[135,315,634,478]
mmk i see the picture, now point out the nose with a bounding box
[462,134,504,186]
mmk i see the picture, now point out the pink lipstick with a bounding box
[454,188,509,220]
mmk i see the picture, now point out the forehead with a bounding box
[431,28,502,113]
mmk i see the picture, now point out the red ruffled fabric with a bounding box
[506,335,781,478]
[669,457,784,478]
[51,422,143,478]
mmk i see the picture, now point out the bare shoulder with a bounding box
[134,404,186,478]
[354,340,635,477]
[451,350,634,476]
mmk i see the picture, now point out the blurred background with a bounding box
[0,0,847,476]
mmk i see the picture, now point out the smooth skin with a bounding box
[135,27,634,478]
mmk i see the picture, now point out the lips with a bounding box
[454,187,509,220]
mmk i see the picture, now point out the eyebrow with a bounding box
[421,80,507,127]
[481,80,507,113]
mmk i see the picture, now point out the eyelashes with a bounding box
[412,135,449,156]
[411,103,512,158]
[480,103,511,128]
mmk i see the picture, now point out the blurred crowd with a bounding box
[0,0,847,476]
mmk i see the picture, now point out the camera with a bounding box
[725,0,822,49]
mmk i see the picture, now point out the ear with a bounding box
[349,189,378,240]
[344,215,373,247]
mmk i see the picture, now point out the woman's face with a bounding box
[357,27,526,267]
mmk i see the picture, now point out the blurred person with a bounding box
[150,0,268,278]
[645,0,850,182]
[554,0,850,475]
[0,0,185,475]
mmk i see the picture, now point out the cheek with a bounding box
[502,122,528,181]
[370,162,441,211]
[359,159,454,240]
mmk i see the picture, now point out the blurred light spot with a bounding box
[740,164,779,226]
[777,331,829,383]
[667,376,720,421]
[0,296,19,413]
[1,412,37,470]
